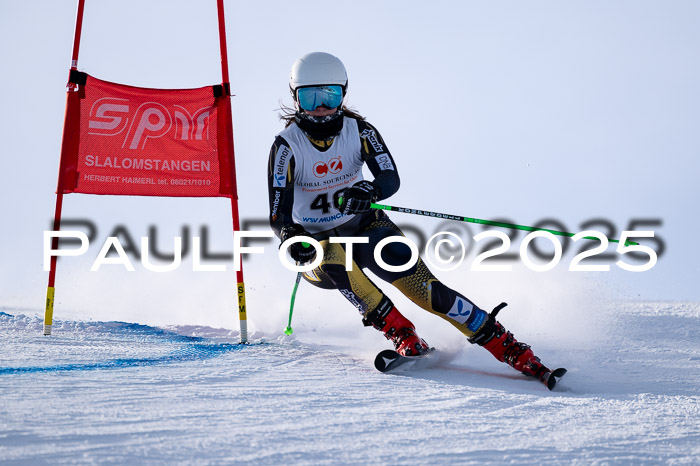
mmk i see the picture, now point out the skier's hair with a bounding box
[278,102,365,128]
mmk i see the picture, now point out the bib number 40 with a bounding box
[310,191,344,214]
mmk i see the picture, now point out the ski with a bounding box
[374,348,435,373]
[544,367,567,391]
[375,348,567,391]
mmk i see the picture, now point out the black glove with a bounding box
[337,180,379,215]
[280,224,316,264]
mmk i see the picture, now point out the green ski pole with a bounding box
[284,271,302,335]
[284,242,313,335]
[338,198,636,245]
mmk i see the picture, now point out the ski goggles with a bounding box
[296,85,344,111]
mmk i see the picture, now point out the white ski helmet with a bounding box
[289,52,348,98]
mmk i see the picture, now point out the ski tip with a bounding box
[546,368,567,391]
[374,348,437,373]
[374,349,401,373]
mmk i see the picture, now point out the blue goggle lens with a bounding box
[297,85,343,111]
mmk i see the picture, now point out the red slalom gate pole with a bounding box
[44,0,86,336]
[216,0,248,343]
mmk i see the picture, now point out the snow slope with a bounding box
[1,302,699,465]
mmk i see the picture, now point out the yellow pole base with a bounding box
[237,282,248,344]
[44,287,55,336]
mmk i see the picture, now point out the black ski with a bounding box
[375,349,567,391]
[374,348,435,373]
[544,367,567,391]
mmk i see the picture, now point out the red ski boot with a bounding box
[364,300,430,356]
[469,303,552,383]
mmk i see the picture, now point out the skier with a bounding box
[268,52,560,385]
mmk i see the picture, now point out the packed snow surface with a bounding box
[1,302,699,465]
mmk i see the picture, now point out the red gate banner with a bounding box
[58,72,235,198]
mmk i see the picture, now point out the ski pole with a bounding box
[370,202,638,245]
[338,197,636,245]
[284,271,303,335]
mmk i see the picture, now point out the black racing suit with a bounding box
[267,117,488,337]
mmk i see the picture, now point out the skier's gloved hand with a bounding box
[337,180,379,215]
[280,224,316,264]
